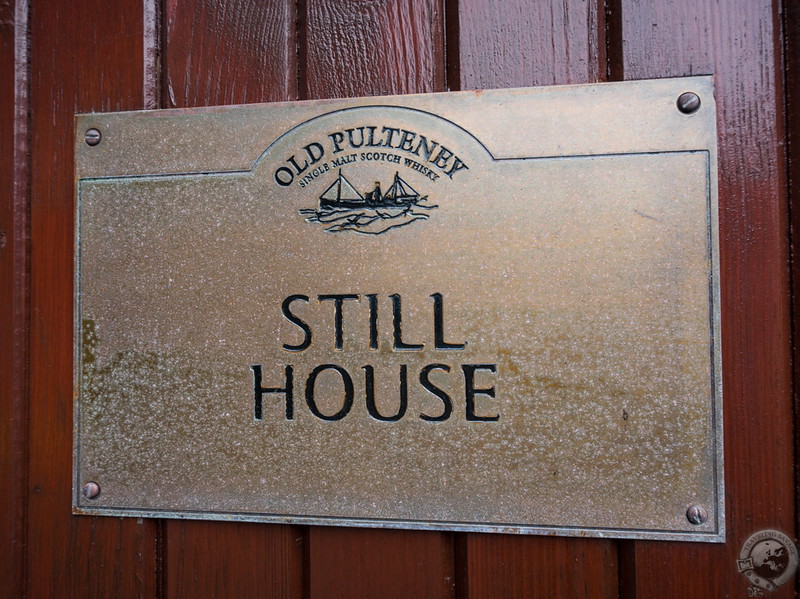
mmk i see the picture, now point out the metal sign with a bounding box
[74,76,723,542]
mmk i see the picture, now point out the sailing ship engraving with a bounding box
[301,170,437,235]
[318,170,367,210]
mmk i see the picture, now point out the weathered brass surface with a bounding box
[74,77,723,541]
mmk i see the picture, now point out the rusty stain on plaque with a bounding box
[73,77,723,542]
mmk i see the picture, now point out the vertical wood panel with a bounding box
[304,0,446,99]
[26,2,159,596]
[166,520,303,599]
[620,1,794,596]
[455,0,605,91]
[163,0,297,107]
[460,535,619,599]
[453,2,617,596]
[787,0,800,592]
[302,1,454,596]
[0,1,28,598]
[307,527,455,599]
[162,1,304,597]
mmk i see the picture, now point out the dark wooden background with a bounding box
[2,0,797,597]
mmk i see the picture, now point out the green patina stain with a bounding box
[81,319,97,366]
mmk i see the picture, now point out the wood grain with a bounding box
[163,0,297,107]
[620,1,795,596]
[304,0,446,99]
[454,0,605,91]
[458,535,618,599]
[453,1,617,596]
[787,0,800,592]
[0,1,29,598]
[307,527,455,599]
[161,1,304,596]
[301,2,455,596]
[165,520,303,598]
[25,1,160,597]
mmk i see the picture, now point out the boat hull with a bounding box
[319,199,369,209]
[320,198,419,210]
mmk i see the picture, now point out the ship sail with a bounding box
[320,170,364,204]
[383,172,419,204]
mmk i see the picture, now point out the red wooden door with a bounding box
[2,1,796,597]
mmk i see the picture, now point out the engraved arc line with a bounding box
[253,105,496,163]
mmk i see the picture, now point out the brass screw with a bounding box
[82,481,101,500]
[686,505,708,525]
[677,92,701,114]
[84,128,102,146]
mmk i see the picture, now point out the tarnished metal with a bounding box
[74,76,723,542]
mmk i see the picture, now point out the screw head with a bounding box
[677,92,701,114]
[82,481,101,500]
[84,128,102,146]
[686,505,708,525]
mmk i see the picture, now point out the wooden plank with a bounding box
[163,0,297,107]
[453,2,618,597]
[304,0,446,99]
[161,1,304,596]
[165,521,303,598]
[458,530,619,598]
[0,1,29,598]
[301,1,454,596]
[619,1,795,597]
[26,1,159,596]
[454,0,605,91]
[458,535,619,599]
[307,528,455,599]
[788,0,800,593]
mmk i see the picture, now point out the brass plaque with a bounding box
[74,77,723,542]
